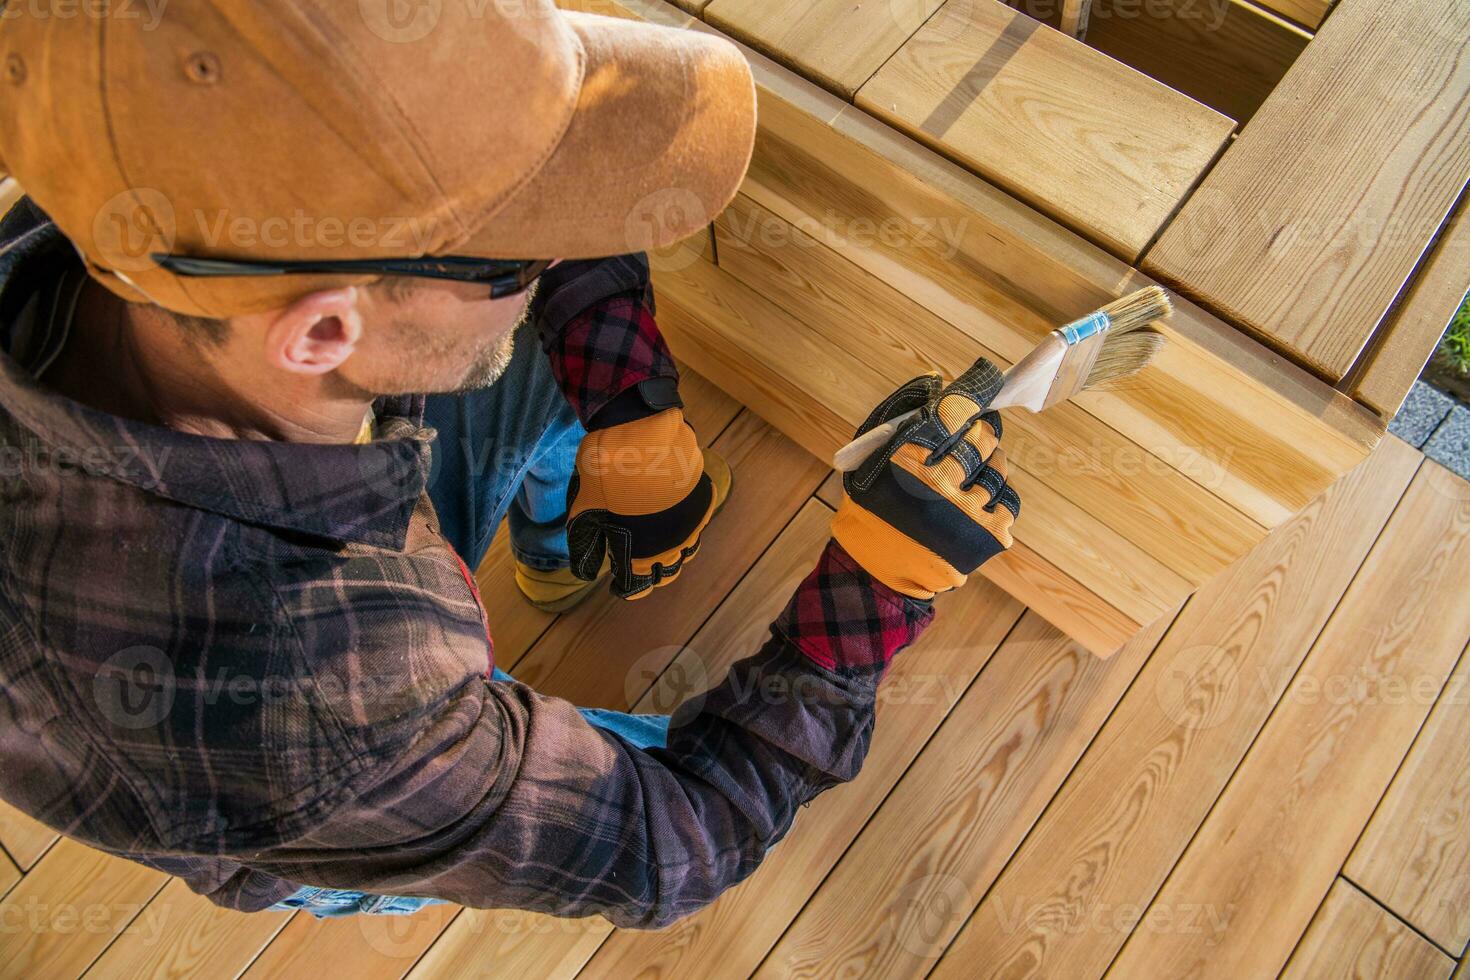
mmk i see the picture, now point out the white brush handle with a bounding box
[831,339,1066,473]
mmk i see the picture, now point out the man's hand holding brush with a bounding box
[825,285,1171,603]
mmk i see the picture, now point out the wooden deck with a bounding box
[1,366,1468,979]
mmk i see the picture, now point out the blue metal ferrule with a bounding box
[1060,311,1111,345]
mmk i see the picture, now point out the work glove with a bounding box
[532,253,723,600]
[566,380,718,599]
[833,359,1020,600]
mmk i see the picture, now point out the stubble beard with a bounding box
[452,280,538,393]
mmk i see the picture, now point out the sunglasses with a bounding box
[150,253,554,299]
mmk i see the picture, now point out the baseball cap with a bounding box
[0,0,755,317]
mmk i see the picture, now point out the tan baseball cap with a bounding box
[0,0,755,317]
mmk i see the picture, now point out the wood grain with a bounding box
[705,0,945,97]
[933,435,1422,979]
[240,900,460,979]
[815,470,842,510]
[733,44,1380,527]
[714,192,1264,589]
[84,879,292,980]
[1077,0,1310,124]
[583,543,1028,979]
[0,798,58,871]
[0,838,167,978]
[506,410,828,703]
[1282,879,1455,980]
[756,606,1177,978]
[1349,198,1470,418]
[653,253,1148,653]
[857,0,1235,259]
[1254,0,1330,29]
[1346,634,1470,951]
[1104,458,1470,979]
[1145,0,1470,380]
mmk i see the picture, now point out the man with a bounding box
[0,0,1018,925]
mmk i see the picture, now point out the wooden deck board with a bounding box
[1145,0,1470,380]
[930,435,1422,979]
[1346,633,1470,952]
[856,0,1236,259]
[1282,879,1456,979]
[1104,458,1470,979]
[705,0,943,98]
[1348,197,1470,419]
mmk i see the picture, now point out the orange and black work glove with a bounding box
[565,385,717,599]
[532,254,717,599]
[833,359,1020,600]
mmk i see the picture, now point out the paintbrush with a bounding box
[833,286,1171,472]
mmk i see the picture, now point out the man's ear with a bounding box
[263,286,363,376]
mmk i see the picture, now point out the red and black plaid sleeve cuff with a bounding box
[533,254,680,425]
[544,290,679,424]
[773,539,935,681]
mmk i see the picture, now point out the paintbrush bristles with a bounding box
[1085,329,1165,390]
[1097,285,1171,336]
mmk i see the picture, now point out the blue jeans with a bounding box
[269,320,670,919]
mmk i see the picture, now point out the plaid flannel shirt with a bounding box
[0,202,933,926]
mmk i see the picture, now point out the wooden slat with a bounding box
[1282,880,1455,979]
[704,0,944,97]
[1076,0,1310,124]
[653,254,1145,653]
[713,193,1263,590]
[241,901,460,979]
[1145,0,1470,380]
[731,39,1380,527]
[1346,637,1470,951]
[1255,0,1330,30]
[0,838,168,978]
[586,552,1029,978]
[507,410,827,702]
[856,0,1236,259]
[0,798,59,871]
[84,879,292,980]
[934,435,1422,979]
[755,605,1178,977]
[1349,198,1470,418]
[1104,458,1470,979]
[0,849,18,898]
[815,470,842,510]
